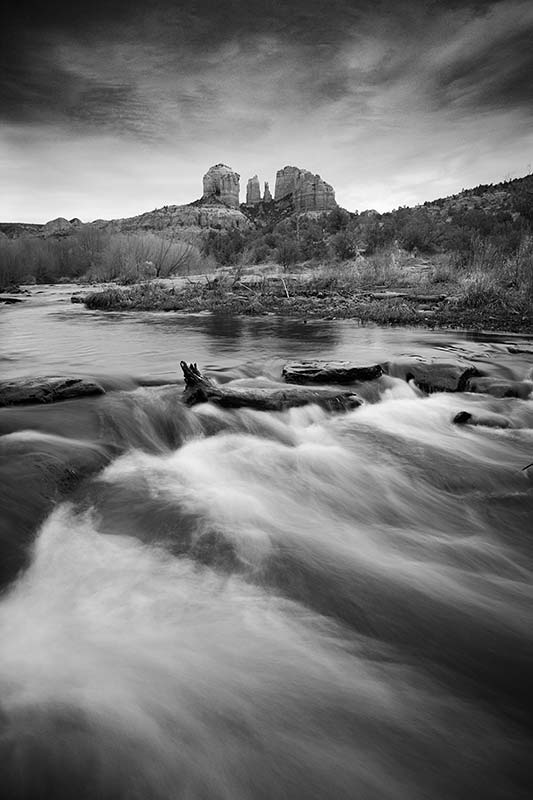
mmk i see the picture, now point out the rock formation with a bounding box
[202,164,240,208]
[274,167,302,201]
[263,181,272,202]
[274,166,336,212]
[294,172,337,213]
[43,217,73,235]
[246,175,261,205]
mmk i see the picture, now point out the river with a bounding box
[1,284,532,800]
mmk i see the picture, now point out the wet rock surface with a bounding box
[384,358,481,393]
[466,376,532,399]
[0,376,105,406]
[282,360,383,384]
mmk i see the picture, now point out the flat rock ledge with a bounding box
[282,360,383,384]
[0,376,105,407]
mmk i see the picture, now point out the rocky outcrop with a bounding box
[274,167,302,200]
[115,203,251,241]
[274,166,337,212]
[294,172,337,212]
[246,176,261,205]
[202,164,240,208]
[0,376,105,406]
[263,182,272,202]
[43,217,73,235]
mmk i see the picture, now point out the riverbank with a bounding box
[80,260,533,333]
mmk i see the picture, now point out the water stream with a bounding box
[1,285,532,799]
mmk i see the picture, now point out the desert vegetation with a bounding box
[2,173,532,330]
[0,228,206,290]
[83,236,533,331]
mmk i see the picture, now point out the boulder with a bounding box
[0,376,105,407]
[465,376,532,399]
[282,360,383,385]
[383,359,480,393]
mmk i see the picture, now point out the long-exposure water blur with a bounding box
[1,286,532,799]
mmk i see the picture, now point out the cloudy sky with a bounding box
[2,0,532,222]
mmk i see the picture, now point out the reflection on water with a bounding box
[0,284,532,800]
[1,284,532,381]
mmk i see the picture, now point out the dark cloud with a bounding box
[2,0,532,222]
[5,0,511,130]
[430,25,533,113]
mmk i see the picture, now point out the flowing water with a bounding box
[1,285,532,799]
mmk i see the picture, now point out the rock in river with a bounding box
[383,358,480,393]
[0,376,105,407]
[282,360,383,384]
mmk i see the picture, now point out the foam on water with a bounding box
[0,360,532,799]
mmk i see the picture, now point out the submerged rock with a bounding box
[466,376,532,399]
[452,410,511,428]
[0,376,105,407]
[384,359,480,393]
[282,360,383,384]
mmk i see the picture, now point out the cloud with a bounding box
[2,0,532,220]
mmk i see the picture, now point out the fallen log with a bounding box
[282,360,382,385]
[180,362,362,412]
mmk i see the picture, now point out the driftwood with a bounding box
[282,360,382,385]
[180,362,362,412]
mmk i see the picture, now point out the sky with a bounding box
[2,0,532,223]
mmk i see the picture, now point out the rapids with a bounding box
[0,285,532,799]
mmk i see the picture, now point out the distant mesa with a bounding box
[274,166,337,212]
[242,165,336,212]
[202,164,240,209]
[199,161,337,220]
[1,161,338,241]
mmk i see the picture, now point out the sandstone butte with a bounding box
[7,163,338,241]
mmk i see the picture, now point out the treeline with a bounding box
[201,185,533,268]
[2,174,532,290]
[0,228,205,290]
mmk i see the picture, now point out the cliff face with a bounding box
[274,167,302,200]
[274,166,337,212]
[246,176,261,205]
[202,164,240,208]
[294,173,336,213]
